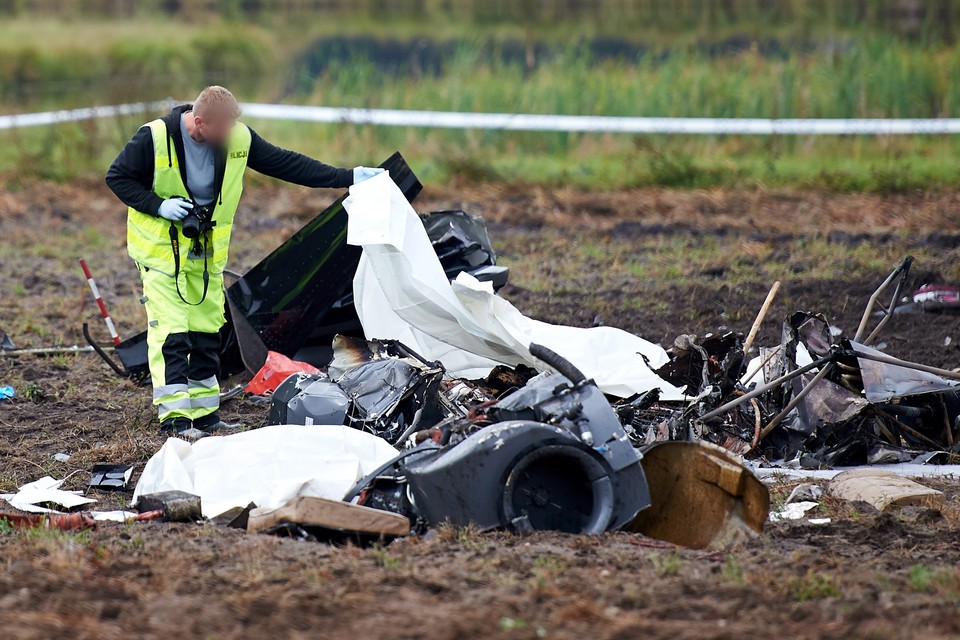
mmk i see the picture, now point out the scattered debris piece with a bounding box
[892,283,960,315]
[53,453,71,463]
[89,464,134,491]
[136,491,203,522]
[92,510,164,523]
[785,483,823,504]
[828,469,944,511]
[209,503,257,529]
[0,512,96,531]
[0,331,15,350]
[248,496,410,540]
[769,501,820,522]
[626,441,769,549]
[0,386,13,401]
[1,476,96,513]
[269,373,346,426]
[247,351,321,396]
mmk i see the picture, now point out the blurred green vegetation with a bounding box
[2,0,960,191]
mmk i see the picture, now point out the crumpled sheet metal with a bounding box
[423,210,497,273]
[852,340,960,402]
[627,441,769,549]
[796,375,870,429]
[132,425,398,519]
[343,172,686,400]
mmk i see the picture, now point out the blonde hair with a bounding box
[193,86,241,119]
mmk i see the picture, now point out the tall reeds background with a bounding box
[2,1,960,190]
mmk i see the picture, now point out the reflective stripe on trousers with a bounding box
[140,265,225,423]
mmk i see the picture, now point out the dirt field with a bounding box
[2,181,960,639]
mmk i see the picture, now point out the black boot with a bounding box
[193,412,242,434]
[159,417,192,435]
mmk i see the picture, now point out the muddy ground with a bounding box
[2,181,960,638]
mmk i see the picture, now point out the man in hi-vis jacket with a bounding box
[106,85,382,437]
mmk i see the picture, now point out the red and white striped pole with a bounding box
[79,258,120,345]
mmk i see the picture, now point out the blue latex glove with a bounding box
[158,198,194,221]
[0,386,13,401]
[353,166,385,185]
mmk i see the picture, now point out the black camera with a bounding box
[181,202,215,239]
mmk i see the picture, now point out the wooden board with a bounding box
[828,469,944,512]
[247,496,410,537]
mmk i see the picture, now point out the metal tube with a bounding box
[741,345,782,385]
[759,363,834,439]
[850,349,960,382]
[854,267,901,342]
[854,257,912,343]
[0,345,102,356]
[699,355,833,421]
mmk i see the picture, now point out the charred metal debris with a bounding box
[75,155,959,543]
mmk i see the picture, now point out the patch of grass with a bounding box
[500,227,942,298]
[649,551,685,577]
[786,570,843,601]
[907,564,960,601]
[370,544,402,570]
[721,555,745,584]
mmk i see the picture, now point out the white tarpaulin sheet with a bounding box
[132,424,398,519]
[344,172,686,400]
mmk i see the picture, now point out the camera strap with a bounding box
[168,223,210,306]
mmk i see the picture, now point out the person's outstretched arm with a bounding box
[246,126,355,188]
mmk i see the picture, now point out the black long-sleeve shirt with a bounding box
[105,104,353,215]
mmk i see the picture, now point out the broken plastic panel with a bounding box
[423,210,509,290]
[267,336,445,445]
[268,373,347,427]
[89,464,134,491]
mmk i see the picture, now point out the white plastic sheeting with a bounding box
[344,172,687,400]
[132,424,398,519]
[1,476,96,514]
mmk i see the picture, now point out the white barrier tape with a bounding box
[3,100,960,135]
[242,103,960,135]
[0,102,170,130]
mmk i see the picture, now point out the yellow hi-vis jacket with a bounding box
[126,119,251,275]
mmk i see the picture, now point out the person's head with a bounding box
[190,86,241,146]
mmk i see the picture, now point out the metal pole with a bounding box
[849,349,960,381]
[759,363,834,439]
[741,345,782,385]
[0,346,102,356]
[699,355,833,421]
[854,257,912,343]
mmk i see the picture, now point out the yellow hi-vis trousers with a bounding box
[138,262,225,424]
